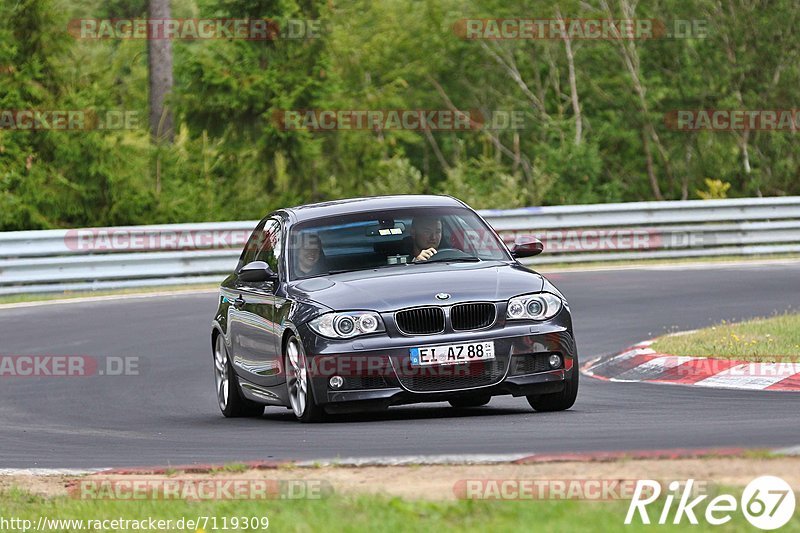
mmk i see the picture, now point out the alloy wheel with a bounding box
[214,335,230,411]
[286,338,308,418]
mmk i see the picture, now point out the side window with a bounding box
[239,219,268,268]
[254,218,282,274]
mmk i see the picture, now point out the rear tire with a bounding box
[449,396,491,408]
[527,363,579,412]
[214,334,264,418]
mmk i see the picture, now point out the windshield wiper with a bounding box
[421,256,482,264]
[325,264,408,275]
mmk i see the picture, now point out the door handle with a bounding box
[233,296,246,309]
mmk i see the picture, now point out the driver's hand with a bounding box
[414,248,437,262]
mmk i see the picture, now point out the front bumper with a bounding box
[323,370,568,413]
[297,319,577,411]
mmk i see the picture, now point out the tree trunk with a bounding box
[642,129,664,200]
[556,8,582,145]
[148,0,174,145]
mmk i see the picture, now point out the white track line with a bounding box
[774,446,800,456]
[0,288,218,310]
[540,257,800,274]
[0,468,108,476]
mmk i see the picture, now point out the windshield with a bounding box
[288,206,511,280]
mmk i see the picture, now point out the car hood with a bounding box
[288,261,544,312]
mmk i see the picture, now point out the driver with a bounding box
[296,233,326,276]
[411,216,443,262]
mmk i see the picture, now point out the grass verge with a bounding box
[652,313,800,362]
[2,487,796,532]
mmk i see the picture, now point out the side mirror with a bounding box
[510,237,544,258]
[238,261,278,283]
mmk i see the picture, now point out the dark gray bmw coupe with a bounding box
[211,195,578,422]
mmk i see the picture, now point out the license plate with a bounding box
[409,341,495,367]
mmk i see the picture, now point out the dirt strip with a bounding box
[2,457,799,501]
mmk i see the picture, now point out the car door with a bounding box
[229,217,283,388]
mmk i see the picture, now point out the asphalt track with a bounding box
[1,263,798,468]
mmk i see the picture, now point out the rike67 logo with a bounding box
[626,476,796,530]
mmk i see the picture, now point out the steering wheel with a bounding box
[427,248,470,261]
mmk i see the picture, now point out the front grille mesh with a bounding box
[393,353,509,392]
[395,307,445,335]
[511,353,559,375]
[451,303,496,330]
[342,376,390,390]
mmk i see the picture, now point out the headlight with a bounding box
[309,311,385,339]
[506,293,562,321]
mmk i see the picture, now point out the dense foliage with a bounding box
[1,0,799,230]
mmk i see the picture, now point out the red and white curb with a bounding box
[292,453,532,467]
[582,341,800,392]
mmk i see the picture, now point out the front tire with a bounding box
[527,363,579,412]
[285,335,325,423]
[214,334,264,418]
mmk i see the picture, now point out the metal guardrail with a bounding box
[1,197,800,295]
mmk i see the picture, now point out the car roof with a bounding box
[283,195,467,223]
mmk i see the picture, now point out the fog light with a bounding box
[329,376,344,389]
[548,354,562,369]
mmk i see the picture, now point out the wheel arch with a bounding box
[211,321,225,351]
[280,325,299,358]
